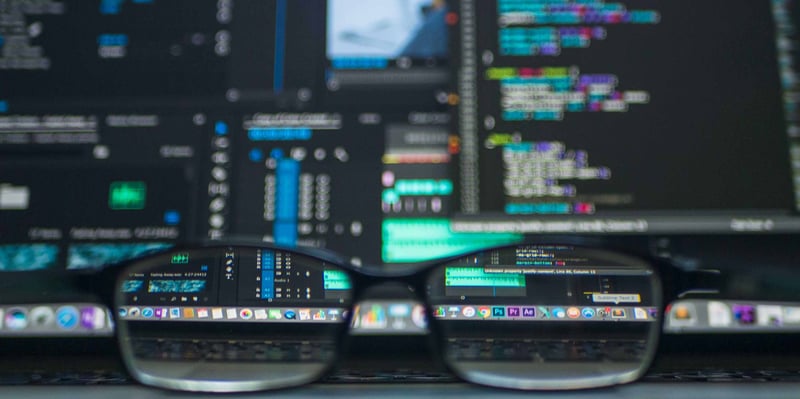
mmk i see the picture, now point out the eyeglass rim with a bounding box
[110,242,664,393]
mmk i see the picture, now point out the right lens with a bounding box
[427,245,661,390]
[114,247,352,392]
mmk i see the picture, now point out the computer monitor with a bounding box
[0,0,797,275]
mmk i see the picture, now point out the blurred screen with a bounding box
[0,0,798,327]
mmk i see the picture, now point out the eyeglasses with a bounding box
[94,242,711,393]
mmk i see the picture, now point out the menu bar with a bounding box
[118,306,347,324]
[432,304,658,322]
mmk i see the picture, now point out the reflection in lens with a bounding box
[427,245,661,390]
[114,247,352,392]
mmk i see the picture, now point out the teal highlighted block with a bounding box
[383,180,453,205]
[445,267,526,287]
[324,269,352,290]
[394,179,453,196]
[506,202,570,215]
[382,219,522,263]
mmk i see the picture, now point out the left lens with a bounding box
[114,247,352,392]
[426,245,661,390]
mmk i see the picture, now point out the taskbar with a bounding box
[118,306,347,323]
[118,304,657,324]
[433,304,658,322]
[0,303,113,337]
[665,299,800,333]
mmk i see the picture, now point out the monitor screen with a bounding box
[0,0,798,274]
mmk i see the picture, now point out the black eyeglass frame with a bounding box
[69,238,716,393]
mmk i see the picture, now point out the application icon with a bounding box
[141,308,154,318]
[567,307,581,319]
[434,307,446,318]
[284,310,297,320]
[633,307,649,321]
[388,304,410,317]
[56,306,79,330]
[362,305,387,328]
[225,308,237,319]
[462,306,476,318]
[732,304,756,325]
[611,308,626,319]
[411,305,427,328]
[668,302,696,326]
[169,308,181,319]
[154,308,164,319]
[197,308,209,318]
[313,310,326,321]
[298,309,311,321]
[522,307,536,318]
[80,307,105,330]
[5,308,28,330]
[478,306,491,319]
[507,307,520,317]
[211,308,223,319]
[447,306,461,317]
[552,307,566,319]
[537,306,549,318]
[254,309,267,320]
[239,309,254,320]
[268,309,283,320]
[673,304,692,320]
[128,307,140,317]
[756,305,782,327]
[95,307,107,329]
[183,308,195,318]
[581,307,596,319]
[30,306,55,328]
[707,301,731,327]
[492,307,505,317]
[118,307,128,318]
[328,309,341,321]
[783,307,800,324]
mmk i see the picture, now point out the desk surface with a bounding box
[2,383,800,399]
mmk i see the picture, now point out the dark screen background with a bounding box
[0,0,797,271]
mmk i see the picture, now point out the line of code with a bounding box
[503,141,610,215]
[497,0,660,56]
[487,66,649,121]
